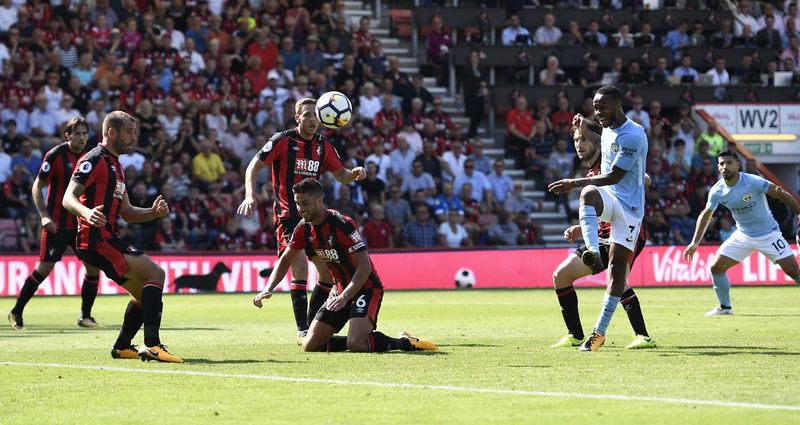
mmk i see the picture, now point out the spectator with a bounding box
[664,20,690,60]
[734,53,762,84]
[359,162,386,205]
[454,158,493,206]
[673,53,699,83]
[539,55,569,86]
[358,81,381,122]
[442,140,468,182]
[579,54,603,88]
[534,13,562,50]
[691,140,715,175]
[611,22,634,47]
[649,55,671,86]
[415,140,443,184]
[626,96,651,132]
[427,96,453,137]
[400,160,436,199]
[712,18,734,48]
[559,20,583,46]
[166,162,192,201]
[647,211,674,245]
[633,21,656,47]
[364,141,392,182]
[438,210,471,248]
[505,95,536,166]
[433,181,465,222]
[402,204,438,247]
[0,143,11,183]
[550,96,574,129]
[667,138,692,179]
[505,181,536,215]
[706,56,731,86]
[781,36,800,71]
[2,165,32,219]
[502,14,532,46]
[54,96,80,129]
[696,121,725,157]
[733,0,760,37]
[757,3,785,37]
[396,120,423,155]
[384,183,412,235]
[221,120,253,166]
[17,212,41,253]
[583,20,608,47]
[192,140,225,186]
[29,95,59,148]
[361,203,394,249]
[526,121,555,181]
[689,21,707,47]
[389,135,417,183]
[459,50,487,138]
[0,0,16,32]
[299,35,325,73]
[487,209,522,246]
[670,202,696,245]
[11,140,41,178]
[515,212,541,245]
[425,15,453,85]
[155,218,186,252]
[718,217,736,242]
[469,139,492,176]
[1,95,30,137]
[488,158,514,206]
[267,56,294,87]
[374,94,402,131]
[2,121,31,156]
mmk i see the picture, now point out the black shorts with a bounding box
[39,228,77,262]
[276,217,301,255]
[314,287,383,333]
[77,238,144,285]
[574,240,644,275]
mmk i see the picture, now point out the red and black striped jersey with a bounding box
[289,209,383,292]
[257,129,344,222]
[71,145,127,250]
[38,142,84,231]
[586,158,646,249]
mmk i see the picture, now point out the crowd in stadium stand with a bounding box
[0,0,797,254]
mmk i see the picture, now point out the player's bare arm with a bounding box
[573,114,600,145]
[327,250,371,312]
[332,166,366,184]
[31,175,56,233]
[237,156,267,216]
[682,208,715,260]
[548,165,626,195]
[119,193,169,223]
[62,180,106,228]
[253,247,301,308]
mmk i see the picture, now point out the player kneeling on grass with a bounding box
[551,121,655,350]
[253,178,437,353]
[683,150,800,316]
[63,111,182,363]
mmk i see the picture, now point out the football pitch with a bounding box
[2,287,800,424]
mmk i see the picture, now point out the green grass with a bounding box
[2,287,800,424]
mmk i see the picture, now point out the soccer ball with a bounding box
[454,268,476,289]
[315,91,352,129]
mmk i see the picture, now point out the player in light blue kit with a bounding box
[683,150,800,316]
[549,86,649,351]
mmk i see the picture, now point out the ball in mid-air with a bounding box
[315,91,353,129]
[454,268,476,289]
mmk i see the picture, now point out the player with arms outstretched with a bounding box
[62,111,182,363]
[551,121,655,349]
[549,86,649,351]
[253,178,437,353]
[683,150,800,315]
[8,117,103,330]
[238,98,366,341]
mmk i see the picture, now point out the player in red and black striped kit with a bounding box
[253,179,437,353]
[550,121,656,349]
[238,98,366,341]
[7,117,104,331]
[62,111,182,363]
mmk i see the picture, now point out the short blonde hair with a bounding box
[295,97,317,115]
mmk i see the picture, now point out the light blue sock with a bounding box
[594,293,621,336]
[579,205,600,253]
[711,273,732,308]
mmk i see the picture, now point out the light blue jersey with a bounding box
[706,172,779,237]
[600,118,648,219]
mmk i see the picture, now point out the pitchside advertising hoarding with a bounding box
[0,246,797,296]
[695,103,800,136]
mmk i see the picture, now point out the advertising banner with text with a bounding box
[0,246,797,296]
[696,103,800,137]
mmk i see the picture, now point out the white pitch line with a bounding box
[3,361,800,412]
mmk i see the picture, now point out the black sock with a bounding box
[142,284,163,347]
[12,270,46,314]
[307,281,333,326]
[621,288,649,337]
[290,280,308,332]
[327,336,348,352]
[80,275,99,318]
[555,286,584,340]
[114,300,143,349]
[370,332,411,352]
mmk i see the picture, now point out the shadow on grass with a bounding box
[736,314,800,317]
[662,345,800,357]
[184,358,291,365]
[160,327,226,331]
[382,350,449,356]
[438,343,500,348]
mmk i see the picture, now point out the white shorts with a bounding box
[596,186,643,252]
[717,229,793,264]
